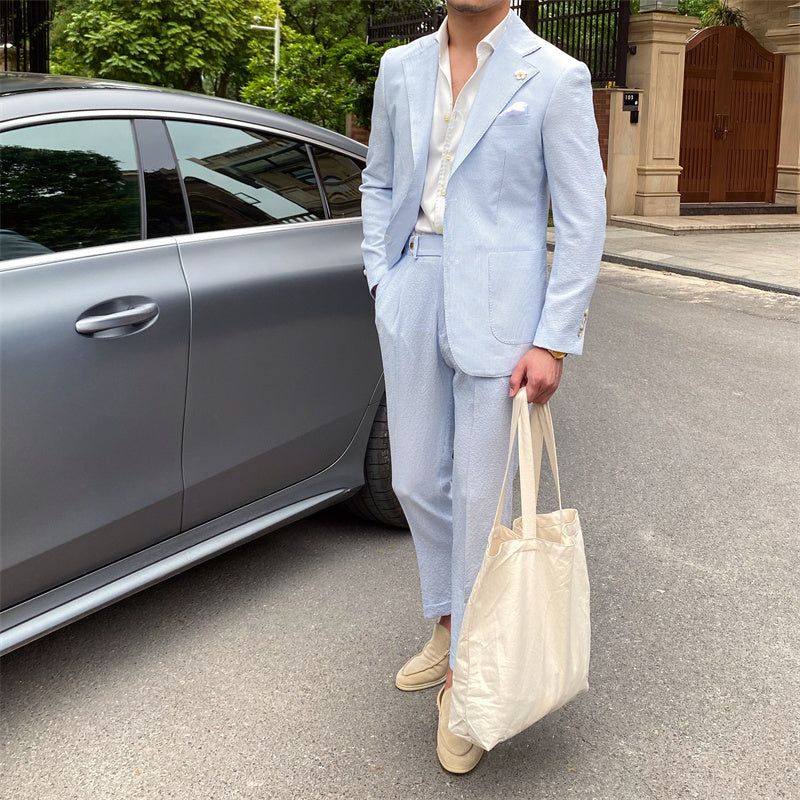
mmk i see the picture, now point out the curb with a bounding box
[545,242,800,297]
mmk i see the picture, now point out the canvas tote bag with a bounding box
[449,390,591,751]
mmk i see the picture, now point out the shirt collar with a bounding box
[435,10,511,63]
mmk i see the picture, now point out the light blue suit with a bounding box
[360,13,605,668]
[361,12,606,376]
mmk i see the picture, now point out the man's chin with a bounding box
[447,0,509,14]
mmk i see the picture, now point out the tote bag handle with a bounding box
[492,390,564,538]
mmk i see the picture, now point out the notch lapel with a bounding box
[401,37,439,192]
[451,17,541,176]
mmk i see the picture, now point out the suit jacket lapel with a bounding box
[451,16,541,176]
[401,37,439,184]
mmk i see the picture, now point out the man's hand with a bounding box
[509,347,564,404]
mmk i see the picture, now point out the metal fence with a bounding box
[514,1,630,85]
[367,0,630,86]
[367,5,445,46]
[1,0,53,73]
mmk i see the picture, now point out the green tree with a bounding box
[333,37,395,127]
[678,0,709,17]
[241,2,437,131]
[242,31,398,132]
[279,0,368,46]
[243,30,348,131]
[278,0,442,46]
[51,0,278,97]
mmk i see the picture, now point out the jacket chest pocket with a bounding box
[493,114,530,127]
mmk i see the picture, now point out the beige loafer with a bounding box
[395,622,449,691]
[436,686,484,774]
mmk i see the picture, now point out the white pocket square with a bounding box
[498,101,529,118]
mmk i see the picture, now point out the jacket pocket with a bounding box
[488,250,545,345]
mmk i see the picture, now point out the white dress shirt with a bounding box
[415,12,511,235]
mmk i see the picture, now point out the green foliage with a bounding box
[678,0,709,18]
[242,29,395,132]
[277,0,441,45]
[278,0,368,46]
[243,31,345,131]
[245,1,435,131]
[699,0,746,27]
[50,0,279,96]
[48,0,438,134]
[333,37,398,128]
[676,0,746,27]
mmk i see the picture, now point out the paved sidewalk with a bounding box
[547,214,800,295]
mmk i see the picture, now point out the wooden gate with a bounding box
[679,26,784,203]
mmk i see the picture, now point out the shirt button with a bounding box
[437,226,444,234]
[444,114,451,122]
[440,189,446,196]
[445,153,453,161]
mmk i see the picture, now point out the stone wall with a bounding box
[593,90,612,172]
[736,0,791,49]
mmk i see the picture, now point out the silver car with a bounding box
[0,73,404,656]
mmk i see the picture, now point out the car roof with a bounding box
[0,72,367,158]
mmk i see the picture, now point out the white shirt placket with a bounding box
[416,14,510,236]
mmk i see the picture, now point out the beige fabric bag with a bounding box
[449,391,591,751]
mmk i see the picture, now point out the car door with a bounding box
[0,117,190,610]
[165,120,380,529]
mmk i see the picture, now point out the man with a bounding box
[360,0,605,773]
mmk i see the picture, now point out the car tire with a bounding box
[345,397,408,529]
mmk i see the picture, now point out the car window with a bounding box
[166,121,325,233]
[0,120,141,261]
[312,147,363,219]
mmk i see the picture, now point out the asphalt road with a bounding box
[2,264,799,800]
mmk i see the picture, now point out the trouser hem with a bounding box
[423,601,452,618]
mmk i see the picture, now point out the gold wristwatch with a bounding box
[547,350,567,360]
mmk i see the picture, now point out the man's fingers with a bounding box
[529,379,552,404]
[530,373,562,404]
[508,362,526,396]
[511,348,563,401]
[531,385,554,404]
[526,375,543,402]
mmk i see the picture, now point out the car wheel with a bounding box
[345,397,408,528]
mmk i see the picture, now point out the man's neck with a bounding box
[445,1,510,52]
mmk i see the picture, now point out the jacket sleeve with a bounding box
[360,54,395,295]
[533,60,606,355]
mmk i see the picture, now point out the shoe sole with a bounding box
[395,673,447,692]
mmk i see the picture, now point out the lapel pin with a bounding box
[515,70,527,80]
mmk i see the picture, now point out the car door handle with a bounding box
[75,301,159,334]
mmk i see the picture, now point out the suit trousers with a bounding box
[375,234,515,670]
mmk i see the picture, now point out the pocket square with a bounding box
[499,101,529,118]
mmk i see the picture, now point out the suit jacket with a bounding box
[360,12,606,378]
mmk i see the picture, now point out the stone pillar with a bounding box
[603,88,642,216]
[626,12,699,216]
[345,113,370,146]
[766,26,800,212]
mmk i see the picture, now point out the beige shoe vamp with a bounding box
[438,690,477,757]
